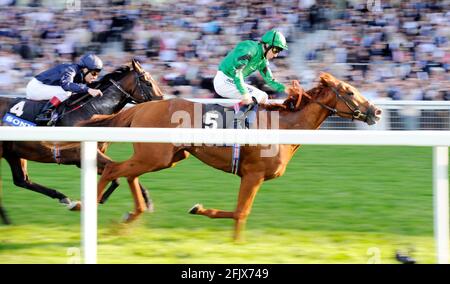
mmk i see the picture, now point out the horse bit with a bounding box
[308,83,370,122]
[109,70,153,104]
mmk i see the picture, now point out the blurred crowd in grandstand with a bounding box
[0,0,449,102]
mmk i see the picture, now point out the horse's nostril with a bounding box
[375,108,382,116]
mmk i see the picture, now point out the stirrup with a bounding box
[233,117,246,129]
[234,100,257,129]
[46,112,59,126]
[35,112,51,123]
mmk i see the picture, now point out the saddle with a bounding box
[201,102,257,174]
[202,103,258,130]
[2,94,89,127]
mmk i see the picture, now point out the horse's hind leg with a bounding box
[97,159,140,199]
[4,156,75,207]
[72,149,122,205]
[97,151,122,204]
[97,152,177,222]
[98,179,120,204]
[96,149,154,212]
[99,179,153,212]
[96,160,149,223]
[100,149,188,211]
[188,204,234,218]
[96,144,121,204]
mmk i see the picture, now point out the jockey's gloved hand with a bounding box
[88,88,103,97]
[240,93,253,105]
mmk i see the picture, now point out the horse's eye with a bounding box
[348,92,354,96]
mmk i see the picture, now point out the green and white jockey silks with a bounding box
[214,40,286,103]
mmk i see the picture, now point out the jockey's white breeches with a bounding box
[26,78,71,102]
[213,71,268,104]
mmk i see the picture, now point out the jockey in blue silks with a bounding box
[26,53,104,125]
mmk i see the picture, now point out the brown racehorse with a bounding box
[79,73,382,240]
[0,59,162,211]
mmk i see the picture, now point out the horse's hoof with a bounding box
[59,198,71,205]
[123,212,130,222]
[146,201,155,213]
[68,201,81,211]
[122,212,133,223]
[188,203,202,214]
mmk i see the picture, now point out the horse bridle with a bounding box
[309,83,369,122]
[59,69,153,119]
[109,70,153,104]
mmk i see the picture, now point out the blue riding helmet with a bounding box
[78,54,103,72]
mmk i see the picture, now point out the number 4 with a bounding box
[10,101,26,117]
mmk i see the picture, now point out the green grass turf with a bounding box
[0,144,448,263]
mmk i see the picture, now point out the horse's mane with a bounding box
[260,73,340,112]
[261,82,322,112]
[93,63,164,98]
[144,70,164,98]
[90,65,131,90]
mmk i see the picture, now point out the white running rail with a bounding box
[0,127,448,264]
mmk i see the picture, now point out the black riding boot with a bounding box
[35,101,58,126]
[234,98,257,129]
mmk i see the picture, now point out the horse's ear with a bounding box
[131,59,138,71]
[319,72,337,87]
[319,72,330,81]
[131,58,143,72]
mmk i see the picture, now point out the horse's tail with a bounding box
[77,106,136,128]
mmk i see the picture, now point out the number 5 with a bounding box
[205,112,219,129]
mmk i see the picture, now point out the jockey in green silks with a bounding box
[213,29,288,128]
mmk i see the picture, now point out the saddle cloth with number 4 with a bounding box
[2,98,48,127]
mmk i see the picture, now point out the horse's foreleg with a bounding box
[0,205,10,225]
[5,156,73,206]
[189,174,264,241]
[138,182,154,212]
[232,174,264,241]
[123,177,147,222]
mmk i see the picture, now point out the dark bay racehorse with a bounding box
[0,59,163,211]
[79,73,382,240]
